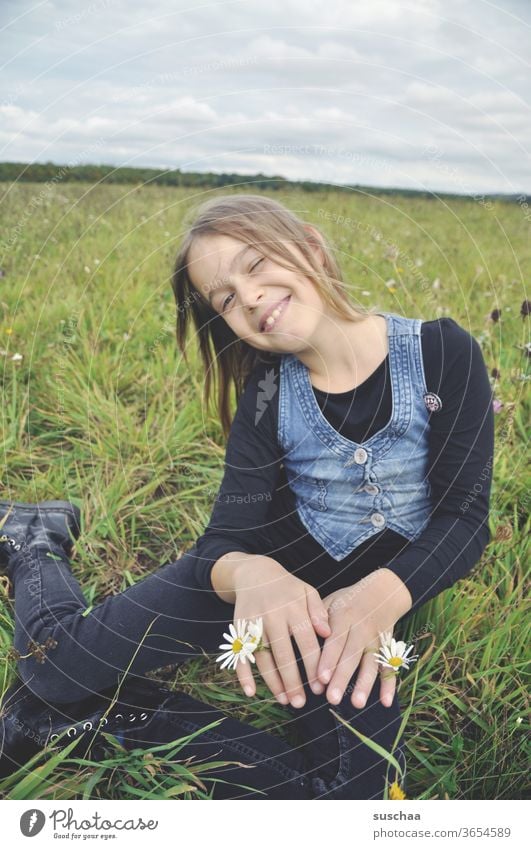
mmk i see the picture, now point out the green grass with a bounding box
[0,181,529,799]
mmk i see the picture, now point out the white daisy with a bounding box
[373,631,419,673]
[216,619,256,670]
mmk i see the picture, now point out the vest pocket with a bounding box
[297,476,328,512]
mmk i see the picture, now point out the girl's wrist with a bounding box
[373,567,413,620]
[211,551,251,603]
[211,552,286,602]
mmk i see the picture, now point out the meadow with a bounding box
[0,180,529,799]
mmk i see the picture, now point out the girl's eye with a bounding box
[220,258,264,311]
[250,256,264,272]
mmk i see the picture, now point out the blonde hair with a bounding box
[171,193,376,439]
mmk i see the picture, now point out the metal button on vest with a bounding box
[354,448,368,464]
[364,483,380,495]
[370,512,386,528]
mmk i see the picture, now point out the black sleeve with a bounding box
[193,361,283,591]
[384,318,494,612]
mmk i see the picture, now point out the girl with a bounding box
[0,194,494,799]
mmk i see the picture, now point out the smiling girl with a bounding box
[0,193,493,800]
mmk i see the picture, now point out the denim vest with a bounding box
[277,311,433,560]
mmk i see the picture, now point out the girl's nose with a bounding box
[241,285,264,312]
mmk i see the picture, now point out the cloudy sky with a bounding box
[1,0,530,193]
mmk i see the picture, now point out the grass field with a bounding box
[0,181,529,800]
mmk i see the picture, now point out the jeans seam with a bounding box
[172,717,305,783]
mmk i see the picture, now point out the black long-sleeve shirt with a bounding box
[193,317,494,612]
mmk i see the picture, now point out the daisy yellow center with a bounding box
[389,656,403,668]
[232,638,244,653]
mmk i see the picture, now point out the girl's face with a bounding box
[187,231,329,354]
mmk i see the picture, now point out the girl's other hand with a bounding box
[230,555,331,708]
[317,568,413,709]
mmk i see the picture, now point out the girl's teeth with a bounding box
[266,310,280,327]
[264,298,289,330]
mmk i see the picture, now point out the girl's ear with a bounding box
[303,224,326,267]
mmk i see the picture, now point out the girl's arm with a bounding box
[193,362,283,592]
[194,362,331,707]
[381,317,494,613]
[316,318,495,709]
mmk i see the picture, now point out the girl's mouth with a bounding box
[260,296,291,333]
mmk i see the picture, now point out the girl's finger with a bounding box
[350,648,379,709]
[305,585,331,638]
[235,652,256,697]
[267,623,306,706]
[317,620,348,685]
[254,648,290,704]
[290,617,326,695]
[326,630,363,705]
[379,665,397,708]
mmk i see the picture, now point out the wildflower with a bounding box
[361,290,371,296]
[432,277,440,290]
[11,353,23,362]
[384,245,399,262]
[26,636,58,664]
[84,266,91,273]
[5,328,13,335]
[373,632,419,673]
[389,780,407,800]
[216,619,256,670]
[492,399,504,413]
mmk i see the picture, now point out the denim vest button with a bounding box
[370,512,386,528]
[364,483,380,495]
[354,448,368,464]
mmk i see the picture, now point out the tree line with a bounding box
[0,161,525,203]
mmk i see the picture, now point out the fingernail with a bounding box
[311,682,325,694]
[244,685,254,696]
[353,692,366,707]
[291,695,305,708]
[277,693,289,704]
[320,669,331,683]
[329,688,342,704]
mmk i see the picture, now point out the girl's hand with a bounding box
[316,568,412,709]
[232,556,332,708]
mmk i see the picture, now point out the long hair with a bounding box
[171,193,376,439]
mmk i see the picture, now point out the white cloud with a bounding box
[1,0,530,192]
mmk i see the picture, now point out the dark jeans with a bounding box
[10,541,404,800]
